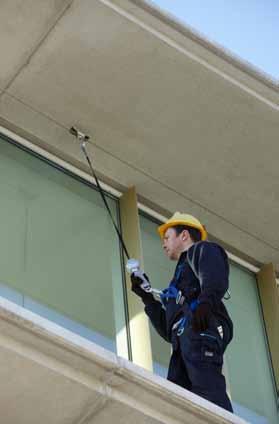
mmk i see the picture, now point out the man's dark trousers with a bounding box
[167,319,233,412]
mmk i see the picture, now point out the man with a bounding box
[130,212,233,412]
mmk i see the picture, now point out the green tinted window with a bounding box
[226,264,278,424]
[0,137,127,354]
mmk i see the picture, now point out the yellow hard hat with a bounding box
[158,212,207,240]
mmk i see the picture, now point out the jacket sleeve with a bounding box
[187,241,229,307]
[144,301,170,342]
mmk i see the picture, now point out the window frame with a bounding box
[0,128,130,359]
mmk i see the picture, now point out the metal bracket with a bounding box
[69,126,90,147]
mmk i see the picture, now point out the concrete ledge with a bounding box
[0,297,247,424]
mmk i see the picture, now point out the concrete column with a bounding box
[119,186,153,371]
[257,263,279,392]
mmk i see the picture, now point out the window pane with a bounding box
[226,264,279,424]
[0,137,127,355]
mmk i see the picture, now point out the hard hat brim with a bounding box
[158,220,207,241]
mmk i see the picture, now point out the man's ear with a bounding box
[181,229,190,242]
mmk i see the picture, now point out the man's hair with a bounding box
[172,225,202,242]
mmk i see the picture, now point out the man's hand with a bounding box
[130,271,154,305]
[192,303,213,332]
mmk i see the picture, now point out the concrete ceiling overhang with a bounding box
[0,0,278,270]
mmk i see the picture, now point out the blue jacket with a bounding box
[144,241,233,342]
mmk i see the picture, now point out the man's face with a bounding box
[162,227,185,260]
